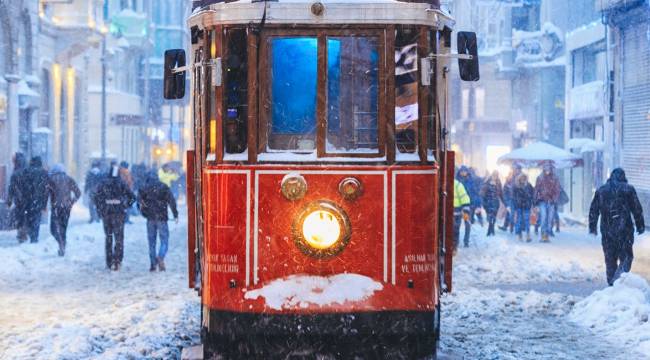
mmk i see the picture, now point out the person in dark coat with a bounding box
[512,173,534,242]
[19,157,49,243]
[48,164,81,256]
[84,161,103,223]
[500,164,522,233]
[457,166,482,225]
[92,164,136,271]
[138,172,179,271]
[589,168,645,286]
[480,171,504,236]
[119,161,135,224]
[7,152,28,242]
[534,163,561,242]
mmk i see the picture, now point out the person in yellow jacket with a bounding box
[453,179,471,251]
[158,164,179,189]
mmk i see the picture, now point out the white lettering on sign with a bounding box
[401,253,436,274]
[207,254,240,273]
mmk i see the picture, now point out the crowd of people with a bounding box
[6,152,181,273]
[453,162,567,251]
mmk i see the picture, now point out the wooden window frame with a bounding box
[258,28,388,159]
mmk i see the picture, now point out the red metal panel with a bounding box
[187,151,197,289]
[444,151,455,293]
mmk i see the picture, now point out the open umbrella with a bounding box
[497,141,582,168]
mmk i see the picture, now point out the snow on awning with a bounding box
[498,141,582,169]
[18,80,40,110]
[567,138,606,153]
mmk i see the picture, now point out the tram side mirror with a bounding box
[164,49,187,99]
[457,32,480,82]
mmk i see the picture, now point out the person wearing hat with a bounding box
[92,164,136,271]
[534,163,560,242]
[20,157,49,243]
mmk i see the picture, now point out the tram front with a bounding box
[165,0,479,358]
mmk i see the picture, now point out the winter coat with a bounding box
[92,175,136,218]
[513,182,534,210]
[48,170,81,210]
[84,167,103,195]
[589,168,644,243]
[453,180,471,209]
[20,163,50,215]
[119,168,134,190]
[456,166,480,207]
[503,170,521,204]
[534,172,561,204]
[7,153,27,210]
[137,179,179,222]
[480,179,503,216]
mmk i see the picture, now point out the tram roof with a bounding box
[189,0,454,29]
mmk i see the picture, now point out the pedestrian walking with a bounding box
[7,152,28,242]
[453,179,471,252]
[48,164,81,256]
[119,161,135,224]
[92,165,136,271]
[500,164,522,233]
[534,163,560,242]
[512,173,534,242]
[84,161,103,223]
[481,171,503,237]
[457,166,482,226]
[138,172,179,271]
[20,157,49,243]
[158,164,179,190]
[589,168,645,286]
[469,167,485,225]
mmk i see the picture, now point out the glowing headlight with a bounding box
[302,210,341,250]
[293,201,351,258]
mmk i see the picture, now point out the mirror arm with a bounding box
[428,53,474,60]
[172,65,191,74]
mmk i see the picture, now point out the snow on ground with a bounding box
[0,204,199,360]
[243,273,383,310]
[442,222,650,359]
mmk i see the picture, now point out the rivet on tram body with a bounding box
[311,2,325,16]
[407,279,414,289]
[338,177,363,201]
[229,279,237,288]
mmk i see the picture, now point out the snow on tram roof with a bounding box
[189,0,452,28]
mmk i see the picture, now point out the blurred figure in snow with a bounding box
[469,167,485,225]
[534,163,560,242]
[84,160,103,223]
[119,161,134,224]
[20,157,49,243]
[500,164,522,233]
[48,164,81,256]
[589,168,645,286]
[93,164,135,271]
[158,163,179,190]
[457,166,483,226]
[453,179,471,251]
[138,171,178,271]
[7,152,28,242]
[512,173,534,242]
[480,171,503,237]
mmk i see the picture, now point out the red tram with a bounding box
[164,0,479,358]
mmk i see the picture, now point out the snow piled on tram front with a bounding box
[570,273,650,355]
[244,274,383,310]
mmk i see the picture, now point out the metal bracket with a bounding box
[428,53,474,60]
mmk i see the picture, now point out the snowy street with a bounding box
[0,205,199,360]
[2,206,650,359]
[441,221,650,359]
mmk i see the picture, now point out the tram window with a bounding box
[326,37,379,154]
[395,28,419,155]
[224,29,248,155]
[267,37,318,151]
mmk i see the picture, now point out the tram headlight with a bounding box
[293,201,352,258]
[302,210,341,250]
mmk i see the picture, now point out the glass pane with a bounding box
[224,29,248,155]
[268,37,318,151]
[326,37,379,153]
[395,29,419,154]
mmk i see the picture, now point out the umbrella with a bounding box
[498,141,582,168]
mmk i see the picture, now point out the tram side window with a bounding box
[395,28,419,155]
[326,37,379,154]
[224,29,248,155]
[267,37,318,151]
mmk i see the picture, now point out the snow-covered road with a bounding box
[0,205,199,360]
[441,222,650,359]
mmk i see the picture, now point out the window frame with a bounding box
[258,28,388,159]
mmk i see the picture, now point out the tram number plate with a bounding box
[207,254,239,273]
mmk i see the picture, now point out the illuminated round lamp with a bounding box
[281,173,307,201]
[338,177,363,201]
[293,200,352,259]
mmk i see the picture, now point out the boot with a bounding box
[157,257,166,271]
[541,234,550,243]
[517,233,523,242]
[526,232,532,243]
[113,262,121,271]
